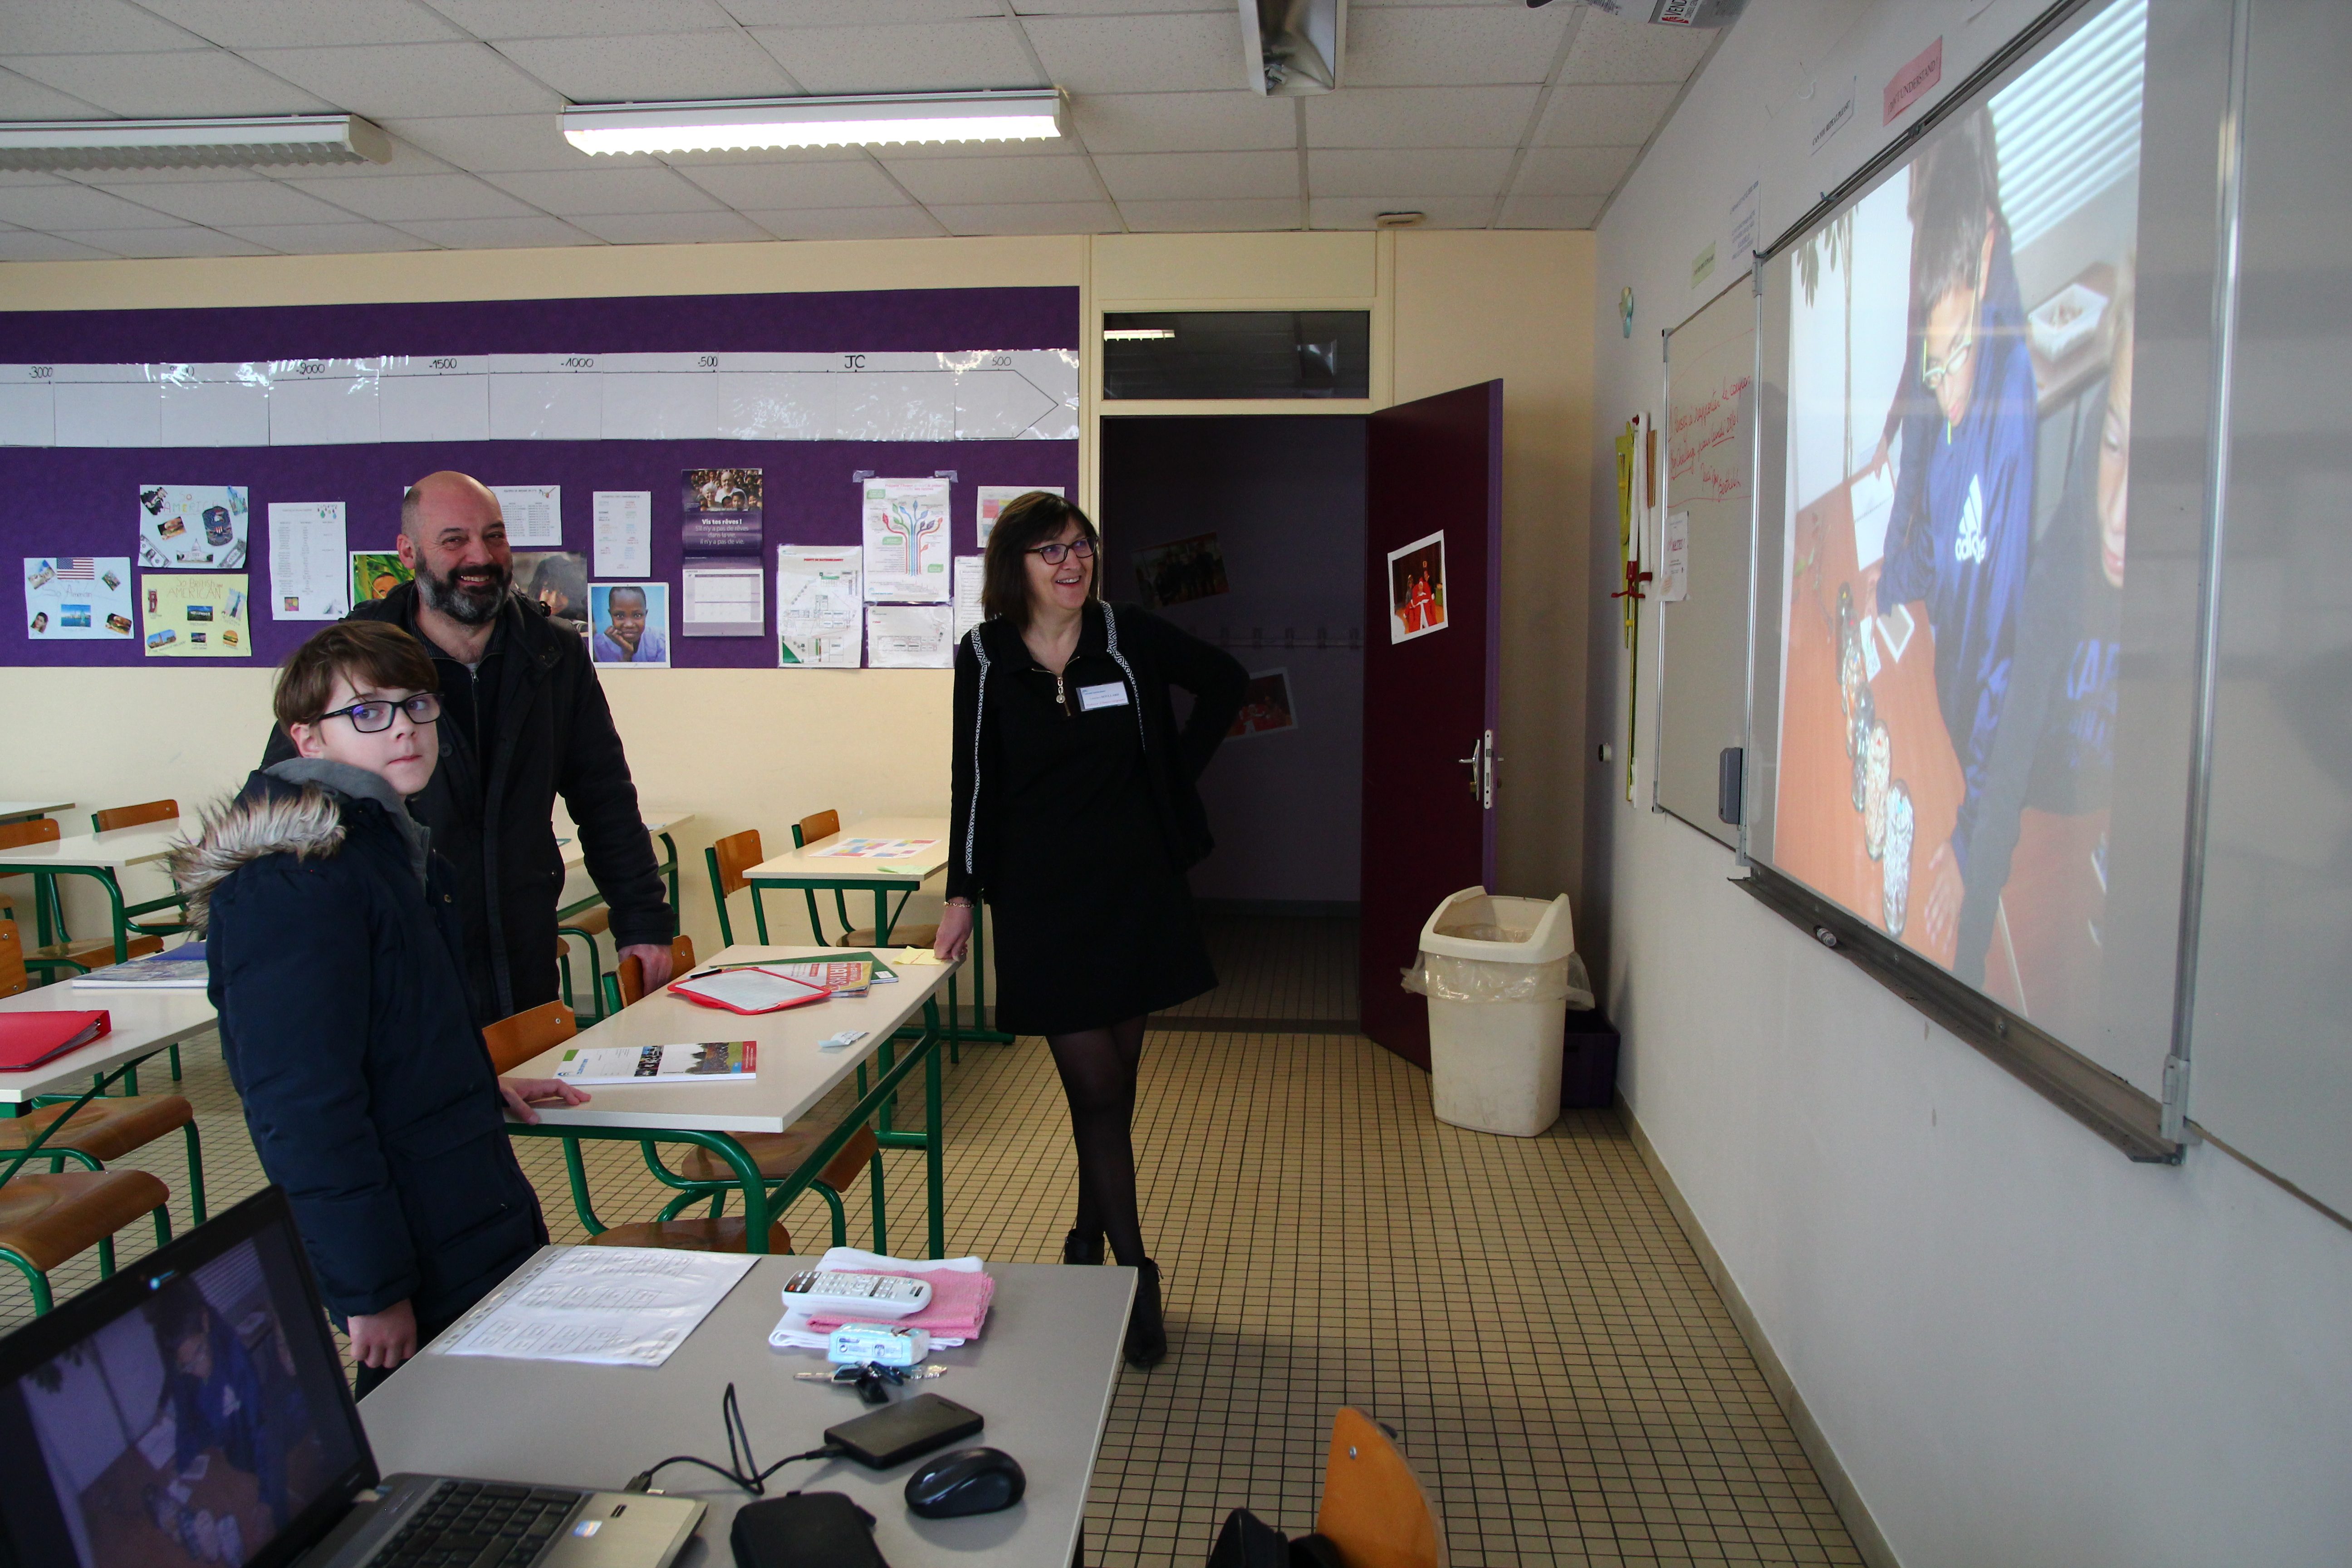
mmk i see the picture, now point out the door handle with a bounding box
[1458,730,1495,810]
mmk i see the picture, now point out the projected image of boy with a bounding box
[1869,111,2037,961]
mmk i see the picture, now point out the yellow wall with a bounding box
[4,229,1592,967]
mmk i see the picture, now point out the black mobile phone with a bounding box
[824,1393,984,1468]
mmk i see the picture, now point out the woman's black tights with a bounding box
[1045,1015,1149,1268]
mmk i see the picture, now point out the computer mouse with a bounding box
[904,1447,1025,1519]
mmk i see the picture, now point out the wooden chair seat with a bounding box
[564,905,612,936]
[844,923,937,951]
[29,933,162,968]
[0,1095,192,1162]
[676,1123,879,1190]
[0,1170,170,1272]
[588,1216,791,1253]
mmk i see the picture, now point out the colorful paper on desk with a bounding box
[74,945,207,989]
[556,1040,755,1085]
[438,1246,755,1367]
[766,960,871,998]
[810,837,938,861]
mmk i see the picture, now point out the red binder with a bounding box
[0,1010,111,1071]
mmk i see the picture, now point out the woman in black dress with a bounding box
[935,492,1246,1369]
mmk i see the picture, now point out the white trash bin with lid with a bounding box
[1406,887,1583,1137]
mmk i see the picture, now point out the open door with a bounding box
[1359,381,1503,1068]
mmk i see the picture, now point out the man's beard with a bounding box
[417,559,511,626]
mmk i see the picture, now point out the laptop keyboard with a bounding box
[365,1480,588,1568]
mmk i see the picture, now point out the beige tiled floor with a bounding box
[3,919,1858,1567]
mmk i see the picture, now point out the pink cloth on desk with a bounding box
[804,1269,996,1340]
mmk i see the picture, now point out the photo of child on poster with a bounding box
[591,582,671,667]
[513,551,588,636]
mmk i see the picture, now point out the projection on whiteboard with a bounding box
[1769,0,2144,1044]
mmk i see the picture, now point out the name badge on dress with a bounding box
[1078,681,1130,711]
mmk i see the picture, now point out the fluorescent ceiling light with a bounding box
[0,114,390,172]
[564,91,1066,156]
[1104,328,1176,341]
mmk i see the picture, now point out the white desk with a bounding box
[505,944,958,1257]
[0,983,214,1102]
[368,1254,1134,1568]
[0,799,71,825]
[0,819,189,966]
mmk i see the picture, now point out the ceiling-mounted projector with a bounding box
[1241,0,1345,96]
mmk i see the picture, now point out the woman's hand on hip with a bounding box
[936,901,975,964]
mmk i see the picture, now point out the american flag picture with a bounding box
[53,558,95,580]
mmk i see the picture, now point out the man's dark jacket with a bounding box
[260,582,671,1023]
[174,763,546,1328]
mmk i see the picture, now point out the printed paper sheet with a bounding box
[593,490,652,578]
[436,1246,755,1368]
[269,501,348,620]
[493,484,562,547]
[975,483,1061,547]
[866,602,954,668]
[777,545,863,668]
[862,477,951,603]
[953,554,985,642]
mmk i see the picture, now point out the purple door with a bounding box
[1358,381,1504,1068]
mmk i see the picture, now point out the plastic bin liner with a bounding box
[1401,946,1594,1009]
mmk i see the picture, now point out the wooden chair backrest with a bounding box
[793,809,841,848]
[710,828,765,898]
[1316,1408,1446,1568]
[94,799,177,833]
[0,921,26,999]
[614,936,697,1009]
[0,818,62,851]
[481,1000,576,1075]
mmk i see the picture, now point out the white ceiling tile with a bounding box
[0,0,208,54]
[1022,14,1242,95]
[750,22,1039,94]
[137,0,465,48]
[1342,7,1567,89]
[566,209,774,244]
[218,220,439,251]
[1014,0,1229,12]
[1511,143,1638,197]
[1304,86,1539,149]
[1093,150,1296,201]
[0,184,187,228]
[1307,194,1494,230]
[926,199,1121,235]
[1497,192,1603,229]
[1534,82,1679,147]
[284,172,535,220]
[1560,12,1716,85]
[68,162,256,185]
[492,31,798,102]
[1073,90,1296,154]
[389,214,597,246]
[881,153,1101,206]
[375,114,598,172]
[423,0,740,37]
[1308,147,1512,198]
[4,49,338,116]
[0,66,108,117]
[1117,196,1298,232]
[244,41,565,118]
[95,178,364,226]
[741,204,946,240]
[0,171,77,188]
[50,225,274,256]
[720,0,1000,22]
[0,230,119,260]
[671,157,909,209]
[483,167,726,214]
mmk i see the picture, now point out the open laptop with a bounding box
[0,1188,703,1568]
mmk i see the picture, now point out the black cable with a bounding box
[625,1382,843,1495]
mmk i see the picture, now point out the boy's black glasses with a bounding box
[1028,538,1097,564]
[318,693,441,733]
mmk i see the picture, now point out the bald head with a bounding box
[397,470,513,629]
[400,470,500,542]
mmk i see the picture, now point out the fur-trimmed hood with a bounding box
[167,783,347,936]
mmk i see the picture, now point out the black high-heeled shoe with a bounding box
[1123,1259,1166,1369]
[1062,1228,1103,1265]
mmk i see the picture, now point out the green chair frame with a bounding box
[16,865,181,1083]
[0,1056,176,1313]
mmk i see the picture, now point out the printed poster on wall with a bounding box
[269,501,348,621]
[952,555,985,642]
[1386,530,1448,645]
[514,552,588,637]
[1229,669,1299,739]
[351,551,413,605]
[589,583,671,668]
[777,546,863,668]
[138,484,248,569]
[493,485,563,548]
[142,573,250,657]
[24,557,132,641]
[862,477,950,603]
[975,484,1062,547]
[593,490,653,579]
[865,603,954,668]
[681,468,763,556]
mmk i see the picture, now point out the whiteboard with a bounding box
[1653,279,1757,848]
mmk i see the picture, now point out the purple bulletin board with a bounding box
[0,287,1079,669]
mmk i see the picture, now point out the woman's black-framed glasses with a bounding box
[1028,538,1097,565]
[318,693,441,733]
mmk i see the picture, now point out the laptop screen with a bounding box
[0,1191,374,1568]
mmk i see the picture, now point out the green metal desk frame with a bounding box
[17,865,182,1084]
[503,995,949,1260]
[555,828,683,1022]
